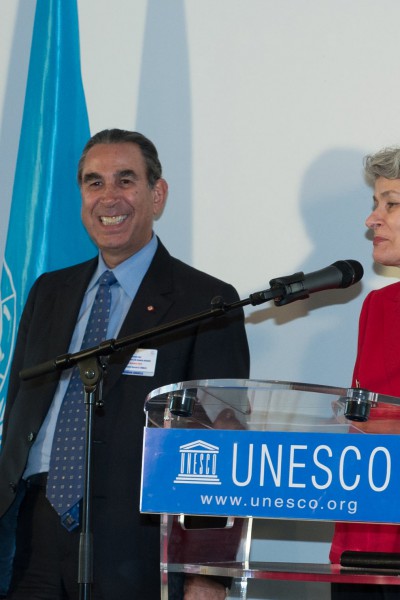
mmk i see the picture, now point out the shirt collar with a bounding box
[89,234,158,300]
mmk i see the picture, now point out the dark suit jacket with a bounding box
[0,240,250,598]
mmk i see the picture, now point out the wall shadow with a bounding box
[246,147,369,327]
[245,147,381,384]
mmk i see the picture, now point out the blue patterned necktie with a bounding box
[46,270,117,531]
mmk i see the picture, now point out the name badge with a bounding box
[123,348,158,377]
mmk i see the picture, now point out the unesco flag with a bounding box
[0,0,95,441]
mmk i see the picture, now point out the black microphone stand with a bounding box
[19,285,283,600]
[74,356,103,599]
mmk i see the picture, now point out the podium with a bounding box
[140,379,400,598]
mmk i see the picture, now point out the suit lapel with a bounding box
[105,243,176,389]
[22,259,98,418]
[49,259,98,359]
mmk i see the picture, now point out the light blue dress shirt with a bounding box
[24,234,158,478]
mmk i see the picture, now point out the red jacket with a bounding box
[330,281,400,563]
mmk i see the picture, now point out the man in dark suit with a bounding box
[0,129,250,599]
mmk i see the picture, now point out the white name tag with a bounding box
[123,348,158,377]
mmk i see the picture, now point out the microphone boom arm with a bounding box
[20,257,363,381]
[20,285,284,381]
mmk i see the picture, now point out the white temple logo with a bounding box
[0,260,17,431]
[174,440,221,485]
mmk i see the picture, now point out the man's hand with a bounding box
[184,575,227,599]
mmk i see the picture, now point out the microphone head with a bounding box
[332,260,364,288]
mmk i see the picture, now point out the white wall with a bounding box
[2,1,400,598]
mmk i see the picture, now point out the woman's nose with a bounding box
[365,207,381,229]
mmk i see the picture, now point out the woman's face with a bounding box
[366,176,400,267]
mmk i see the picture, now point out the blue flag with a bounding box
[0,1,95,593]
[0,0,95,439]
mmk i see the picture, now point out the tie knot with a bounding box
[98,270,117,287]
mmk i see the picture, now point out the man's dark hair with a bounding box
[77,128,163,188]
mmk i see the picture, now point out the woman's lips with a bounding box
[372,236,390,247]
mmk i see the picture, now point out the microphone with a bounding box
[268,260,363,306]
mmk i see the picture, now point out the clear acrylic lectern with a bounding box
[141,379,400,599]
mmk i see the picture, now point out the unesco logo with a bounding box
[174,440,221,485]
[0,260,17,431]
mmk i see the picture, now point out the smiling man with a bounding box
[79,138,168,267]
[0,129,250,600]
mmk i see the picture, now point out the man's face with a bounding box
[80,143,167,267]
[366,176,400,267]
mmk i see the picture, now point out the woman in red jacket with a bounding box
[331,146,400,599]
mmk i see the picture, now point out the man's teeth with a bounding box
[100,215,127,225]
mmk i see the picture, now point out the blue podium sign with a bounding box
[141,428,400,523]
